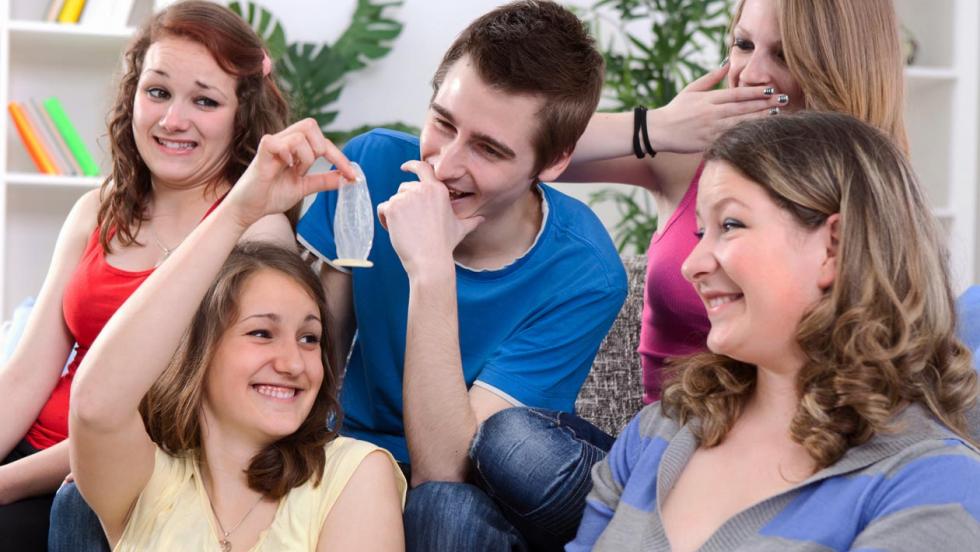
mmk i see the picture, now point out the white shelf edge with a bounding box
[5,172,102,189]
[8,20,134,40]
[905,66,958,82]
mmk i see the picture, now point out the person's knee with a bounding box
[49,482,109,552]
[470,407,555,467]
[404,481,488,533]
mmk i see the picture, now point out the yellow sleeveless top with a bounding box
[115,437,406,551]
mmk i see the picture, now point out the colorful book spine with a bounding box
[42,97,100,176]
[45,0,67,23]
[21,101,64,175]
[7,103,59,174]
[29,99,78,176]
[58,0,87,23]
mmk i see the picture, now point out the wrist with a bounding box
[644,107,668,154]
[405,255,455,287]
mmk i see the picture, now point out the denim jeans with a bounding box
[404,407,614,551]
[47,482,109,552]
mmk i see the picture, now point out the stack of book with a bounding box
[7,97,100,177]
[44,0,136,27]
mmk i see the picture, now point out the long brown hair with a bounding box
[730,0,908,152]
[140,243,342,499]
[662,113,977,469]
[99,0,290,252]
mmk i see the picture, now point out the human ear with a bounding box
[817,213,840,289]
[536,150,573,182]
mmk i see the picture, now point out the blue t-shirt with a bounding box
[297,129,627,462]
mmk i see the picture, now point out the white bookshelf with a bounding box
[0,1,153,318]
[896,0,979,293]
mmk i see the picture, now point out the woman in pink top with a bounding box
[468,1,911,550]
[564,0,909,402]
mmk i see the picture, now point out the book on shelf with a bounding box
[28,99,80,176]
[21,101,68,175]
[7,102,60,175]
[42,97,101,176]
[58,0,87,24]
[80,0,136,28]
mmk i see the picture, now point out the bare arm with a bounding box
[0,190,98,461]
[316,451,405,551]
[561,66,783,197]
[0,440,70,505]
[70,119,355,542]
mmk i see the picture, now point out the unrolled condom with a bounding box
[334,162,374,268]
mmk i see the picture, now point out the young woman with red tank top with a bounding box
[0,2,298,547]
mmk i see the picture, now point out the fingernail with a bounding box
[769,106,780,116]
[720,56,729,67]
[777,94,789,105]
[763,87,775,96]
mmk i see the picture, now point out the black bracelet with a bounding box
[632,106,646,159]
[632,106,657,159]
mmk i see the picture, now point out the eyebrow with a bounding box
[242,313,322,324]
[430,103,517,159]
[695,196,750,219]
[143,69,229,101]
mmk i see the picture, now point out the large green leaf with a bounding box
[228,1,287,61]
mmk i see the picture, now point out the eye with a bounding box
[247,328,272,339]
[195,96,219,108]
[733,37,753,52]
[433,117,454,132]
[694,228,705,240]
[147,87,169,100]
[721,218,745,232]
[299,333,321,345]
[479,143,503,159]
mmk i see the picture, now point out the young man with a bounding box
[297,1,626,549]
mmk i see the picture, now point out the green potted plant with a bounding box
[577,0,732,253]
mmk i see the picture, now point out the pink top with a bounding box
[637,165,710,403]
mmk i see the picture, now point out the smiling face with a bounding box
[419,57,568,222]
[728,0,804,110]
[132,37,238,190]
[682,161,835,369]
[202,269,324,445]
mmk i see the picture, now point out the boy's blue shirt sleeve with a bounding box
[476,281,626,411]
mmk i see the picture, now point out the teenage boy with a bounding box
[297,1,626,549]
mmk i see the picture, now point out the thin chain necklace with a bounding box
[147,224,184,261]
[204,485,264,552]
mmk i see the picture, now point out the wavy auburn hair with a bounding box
[662,113,977,470]
[730,0,908,153]
[140,243,341,499]
[98,0,290,252]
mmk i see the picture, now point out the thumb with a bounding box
[684,63,729,92]
[458,215,485,238]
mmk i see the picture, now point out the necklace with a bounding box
[147,224,184,261]
[204,486,264,552]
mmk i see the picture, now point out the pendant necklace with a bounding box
[205,488,264,552]
[148,224,184,261]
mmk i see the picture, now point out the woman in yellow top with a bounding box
[67,118,406,549]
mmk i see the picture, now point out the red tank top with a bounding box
[25,200,222,449]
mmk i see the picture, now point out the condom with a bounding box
[333,162,374,268]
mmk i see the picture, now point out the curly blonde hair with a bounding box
[662,113,977,469]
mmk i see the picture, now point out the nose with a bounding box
[681,235,716,285]
[273,339,305,376]
[157,102,190,132]
[430,138,467,182]
[738,51,778,88]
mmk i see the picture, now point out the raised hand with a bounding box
[376,160,484,276]
[226,118,357,228]
[647,64,788,154]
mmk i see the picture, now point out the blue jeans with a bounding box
[47,482,109,552]
[404,407,614,551]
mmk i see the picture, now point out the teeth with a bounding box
[708,294,741,308]
[157,138,195,150]
[254,385,296,399]
[447,189,468,200]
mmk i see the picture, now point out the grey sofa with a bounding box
[575,255,647,436]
